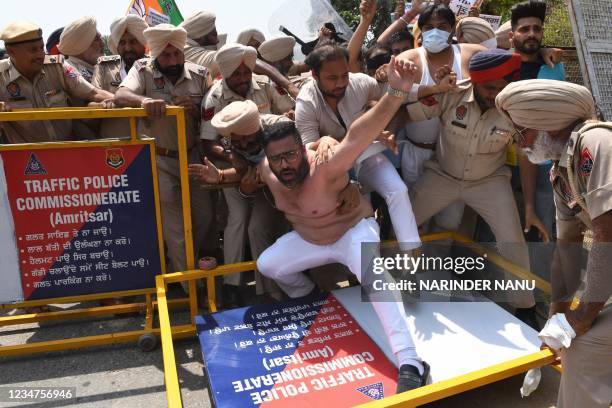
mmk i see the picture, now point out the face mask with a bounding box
[422,28,451,54]
[523,131,565,164]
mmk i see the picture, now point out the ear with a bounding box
[310,69,318,81]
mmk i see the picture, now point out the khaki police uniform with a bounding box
[120,57,214,274]
[65,55,99,138]
[65,56,96,84]
[200,74,295,141]
[222,114,290,296]
[199,71,294,294]
[92,55,131,138]
[184,39,219,79]
[0,55,96,143]
[549,122,612,408]
[406,81,533,308]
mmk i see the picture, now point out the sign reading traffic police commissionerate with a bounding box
[0,140,163,302]
[197,291,398,407]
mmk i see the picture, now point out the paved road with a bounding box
[0,301,560,408]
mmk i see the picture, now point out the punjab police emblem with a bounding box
[6,82,20,98]
[456,105,467,120]
[105,148,125,169]
[579,147,593,177]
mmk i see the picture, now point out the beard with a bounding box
[122,52,142,70]
[317,80,346,100]
[272,158,309,189]
[522,131,566,164]
[514,38,541,55]
[155,60,184,77]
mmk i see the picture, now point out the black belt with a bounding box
[155,147,179,158]
[155,146,197,158]
[409,139,436,150]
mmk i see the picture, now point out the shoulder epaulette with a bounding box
[0,59,11,72]
[186,61,208,77]
[133,57,151,71]
[97,55,121,64]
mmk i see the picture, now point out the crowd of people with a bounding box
[0,0,610,403]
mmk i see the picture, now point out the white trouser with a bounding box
[257,218,417,358]
[357,152,420,251]
[401,142,464,231]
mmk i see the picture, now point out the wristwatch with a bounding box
[387,87,409,99]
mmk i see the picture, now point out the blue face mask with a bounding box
[422,28,451,53]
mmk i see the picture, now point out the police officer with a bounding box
[258,36,310,79]
[180,11,220,79]
[58,16,106,138]
[200,43,295,158]
[236,28,265,50]
[58,16,104,84]
[190,100,290,305]
[92,15,148,138]
[199,44,294,302]
[406,49,536,318]
[496,79,611,408]
[0,21,113,143]
[115,24,214,279]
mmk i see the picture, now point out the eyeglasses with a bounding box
[268,149,300,165]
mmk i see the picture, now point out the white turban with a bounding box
[259,36,296,63]
[58,16,97,56]
[456,17,495,45]
[495,21,512,50]
[495,79,596,131]
[180,11,216,39]
[109,15,148,55]
[143,24,187,59]
[236,28,265,46]
[215,43,257,78]
[212,100,261,137]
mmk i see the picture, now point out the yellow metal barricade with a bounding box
[0,107,197,356]
[155,231,561,407]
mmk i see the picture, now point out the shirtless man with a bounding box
[256,57,428,393]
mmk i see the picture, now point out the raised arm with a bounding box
[326,56,417,175]
[377,0,423,45]
[348,0,377,73]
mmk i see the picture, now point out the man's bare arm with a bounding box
[519,154,550,242]
[348,0,376,73]
[326,56,417,176]
[565,210,612,336]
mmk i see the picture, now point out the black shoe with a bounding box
[396,361,430,394]
[514,306,540,331]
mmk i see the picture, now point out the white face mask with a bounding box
[522,131,565,164]
[422,28,451,54]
